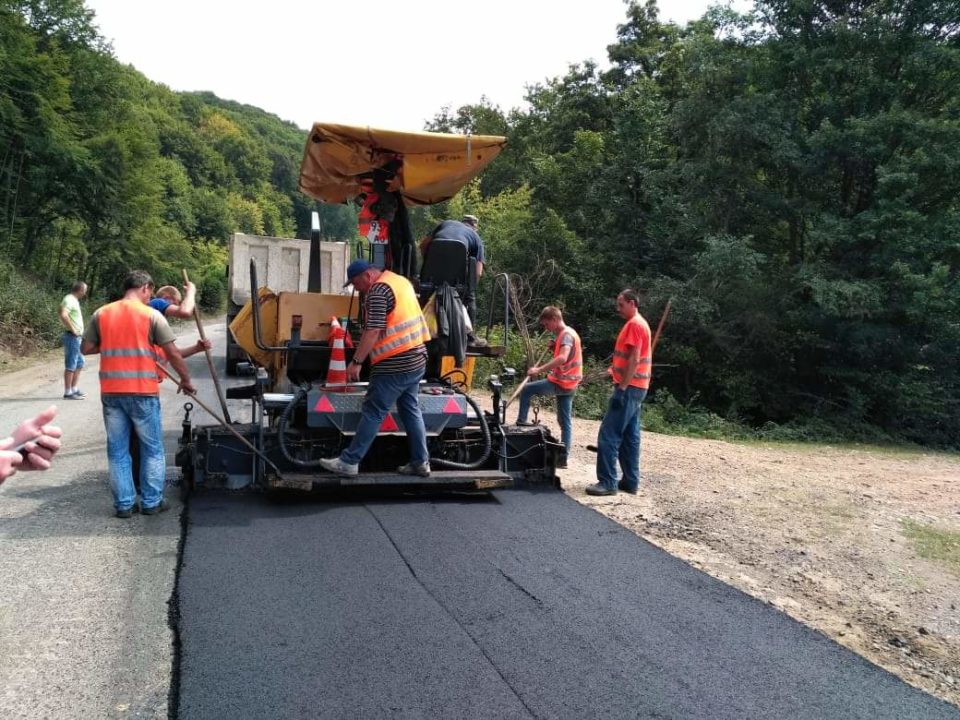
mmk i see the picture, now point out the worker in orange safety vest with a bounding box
[318,259,432,479]
[515,306,583,461]
[586,288,652,497]
[81,270,196,518]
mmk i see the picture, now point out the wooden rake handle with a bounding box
[182,269,231,424]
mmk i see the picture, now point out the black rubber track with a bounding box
[177,490,960,719]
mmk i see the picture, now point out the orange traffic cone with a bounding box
[325,317,352,391]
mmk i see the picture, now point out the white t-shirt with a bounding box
[61,293,83,334]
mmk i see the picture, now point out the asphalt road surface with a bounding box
[3,319,958,719]
[178,492,959,720]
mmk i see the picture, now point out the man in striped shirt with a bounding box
[319,260,431,478]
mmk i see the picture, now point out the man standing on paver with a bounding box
[318,259,432,478]
[81,270,196,517]
[59,281,88,399]
[586,289,652,497]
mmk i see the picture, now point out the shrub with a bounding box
[643,389,749,439]
[0,262,64,348]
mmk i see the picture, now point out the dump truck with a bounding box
[224,232,350,375]
[177,124,564,493]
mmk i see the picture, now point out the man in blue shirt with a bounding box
[422,215,486,344]
[149,281,196,319]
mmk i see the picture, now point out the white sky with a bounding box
[85,0,734,132]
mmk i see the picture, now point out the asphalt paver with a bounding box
[178,489,960,719]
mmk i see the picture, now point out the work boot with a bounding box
[141,499,170,515]
[617,481,638,495]
[319,457,359,477]
[468,334,488,348]
[115,504,139,519]
[585,483,617,497]
[397,462,431,477]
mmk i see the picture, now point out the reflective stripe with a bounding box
[102,348,163,360]
[100,370,163,379]
[608,314,653,390]
[373,327,429,357]
[613,350,652,362]
[548,327,583,390]
[611,368,651,381]
[95,299,163,395]
[370,271,430,365]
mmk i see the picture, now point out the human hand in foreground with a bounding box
[0,406,63,483]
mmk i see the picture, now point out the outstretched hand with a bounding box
[0,406,63,482]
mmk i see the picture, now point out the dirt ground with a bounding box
[546,409,960,707]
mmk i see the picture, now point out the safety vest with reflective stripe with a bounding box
[548,326,583,391]
[609,314,652,389]
[97,299,163,395]
[369,271,431,365]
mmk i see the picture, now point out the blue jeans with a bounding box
[517,379,575,453]
[102,395,165,510]
[63,332,84,371]
[341,367,428,467]
[596,386,647,492]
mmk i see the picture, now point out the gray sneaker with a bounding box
[397,462,431,477]
[318,457,359,477]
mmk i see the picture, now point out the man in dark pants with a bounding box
[586,289,652,497]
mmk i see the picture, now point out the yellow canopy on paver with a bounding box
[298,123,507,206]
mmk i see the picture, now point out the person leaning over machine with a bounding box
[515,306,583,463]
[319,259,432,478]
[149,281,196,319]
[420,214,486,345]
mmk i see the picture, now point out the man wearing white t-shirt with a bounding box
[58,281,88,399]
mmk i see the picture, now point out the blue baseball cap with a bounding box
[344,259,373,287]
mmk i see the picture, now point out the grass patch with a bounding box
[901,519,960,576]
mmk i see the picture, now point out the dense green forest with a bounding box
[2,0,959,447]
[0,0,356,306]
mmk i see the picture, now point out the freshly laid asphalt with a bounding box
[177,488,959,719]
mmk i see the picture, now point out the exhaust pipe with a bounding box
[308,210,322,293]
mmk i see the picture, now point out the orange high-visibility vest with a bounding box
[369,271,431,365]
[548,326,583,391]
[609,314,652,390]
[97,299,163,395]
